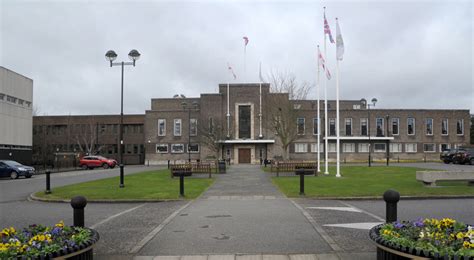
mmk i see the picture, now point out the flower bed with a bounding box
[369,218,474,259]
[0,221,99,259]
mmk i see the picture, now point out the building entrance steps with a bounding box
[136,165,335,256]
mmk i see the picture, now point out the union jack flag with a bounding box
[227,63,237,79]
[243,36,249,46]
[318,47,331,80]
[324,12,335,44]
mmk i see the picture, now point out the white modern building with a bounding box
[0,66,33,164]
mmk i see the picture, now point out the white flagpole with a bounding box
[317,46,321,173]
[324,7,329,175]
[336,52,341,178]
[244,45,246,82]
[227,81,230,138]
[259,63,263,138]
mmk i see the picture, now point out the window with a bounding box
[405,143,417,153]
[343,143,355,153]
[376,118,384,136]
[441,119,448,135]
[345,118,352,136]
[294,143,307,153]
[171,144,184,153]
[407,118,415,135]
[18,99,24,105]
[25,101,31,107]
[374,143,386,152]
[310,143,324,153]
[313,118,319,135]
[423,143,436,153]
[0,93,4,101]
[6,95,17,103]
[239,105,251,138]
[425,118,433,135]
[391,118,399,135]
[440,143,450,152]
[156,144,168,153]
[390,143,402,153]
[293,104,301,109]
[359,143,369,152]
[174,119,182,136]
[188,144,199,153]
[360,118,368,136]
[353,104,361,109]
[328,143,336,153]
[329,118,336,136]
[456,119,464,135]
[190,118,197,136]
[297,118,305,135]
[208,117,214,134]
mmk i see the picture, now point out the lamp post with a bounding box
[105,49,141,188]
[182,101,199,163]
[360,98,377,167]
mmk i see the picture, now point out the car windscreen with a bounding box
[2,160,23,167]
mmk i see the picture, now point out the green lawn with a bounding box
[271,166,474,197]
[34,169,214,200]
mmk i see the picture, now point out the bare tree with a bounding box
[73,119,104,155]
[198,116,226,159]
[266,71,312,160]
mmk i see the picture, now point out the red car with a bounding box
[79,156,117,170]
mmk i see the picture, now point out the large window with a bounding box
[376,118,384,136]
[171,144,184,153]
[188,143,199,153]
[405,143,417,153]
[407,118,415,135]
[360,118,368,136]
[358,143,369,152]
[328,143,336,153]
[295,143,307,153]
[343,143,355,153]
[456,119,464,135]
[345,118,352,136]
[310,143,324,153]
[441,119,448,135]
[158,119,166,136]
[297,118,305,135]
[374,143,386,152]
[391,118,399,135]
[390,143,402,153]
[190,118,198,136]
[313,118,319,135]
[440,143,450,152]
[239,105,251,138]
[329,118,336,136]
[423,143,436,153]
[425,118,433,135]
[174,119,182,136]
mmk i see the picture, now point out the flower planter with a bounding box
[369,224,473,260]
[52,228,99,260]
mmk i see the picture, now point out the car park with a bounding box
[79,156,117,170]
[0,160,35,179]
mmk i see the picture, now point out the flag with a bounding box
[324,11,335,44]
[336,18,344,61]
[318,46,331,80]
[259,62,264,82]
[243,36,249,46]
[227,63,237,79]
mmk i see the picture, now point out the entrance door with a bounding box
[238,149,251,164]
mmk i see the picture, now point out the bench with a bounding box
[416,171,474,187]
[170,164,192,177]
[271,161,317,177]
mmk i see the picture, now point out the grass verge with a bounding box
[34,169,214,200]
[271,166,474,198]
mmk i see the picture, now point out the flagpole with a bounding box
[244,45,246,82]
[336,48,341,178]
[227,81,230,138]
[317,46,321,173]
[323,7,329,175]
[259,63,263,138]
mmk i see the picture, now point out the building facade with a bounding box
[0,67,33,164]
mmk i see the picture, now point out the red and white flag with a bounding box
[227,63,237,79]
[243,36,249,46]
[324,10,335,44]
[318,46,331,80]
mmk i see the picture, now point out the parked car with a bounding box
[440,148,465,164]
[452,148,474,165]
[0,160,35,179]
[79,156,117,170]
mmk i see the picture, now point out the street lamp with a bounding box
[182,101,199,163]
[360,98,377,167]
[105,49,141,188]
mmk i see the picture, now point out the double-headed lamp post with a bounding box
[105,49,141,188]
[182,101,199,163]
[360,98,377,167]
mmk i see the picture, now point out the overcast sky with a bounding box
[1,0,473,115]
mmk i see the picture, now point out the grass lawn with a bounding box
[271,166,474,198]
[34,169,214,200]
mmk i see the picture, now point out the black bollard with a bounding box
[383,189,400,223]
[179,174,184,197]
[45,171,51,194]
[167,160,170,169]
[299,173,305,196]
[119,164,124,188]
[71,196,87,227]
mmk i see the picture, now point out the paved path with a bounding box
[136,165,335,257]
